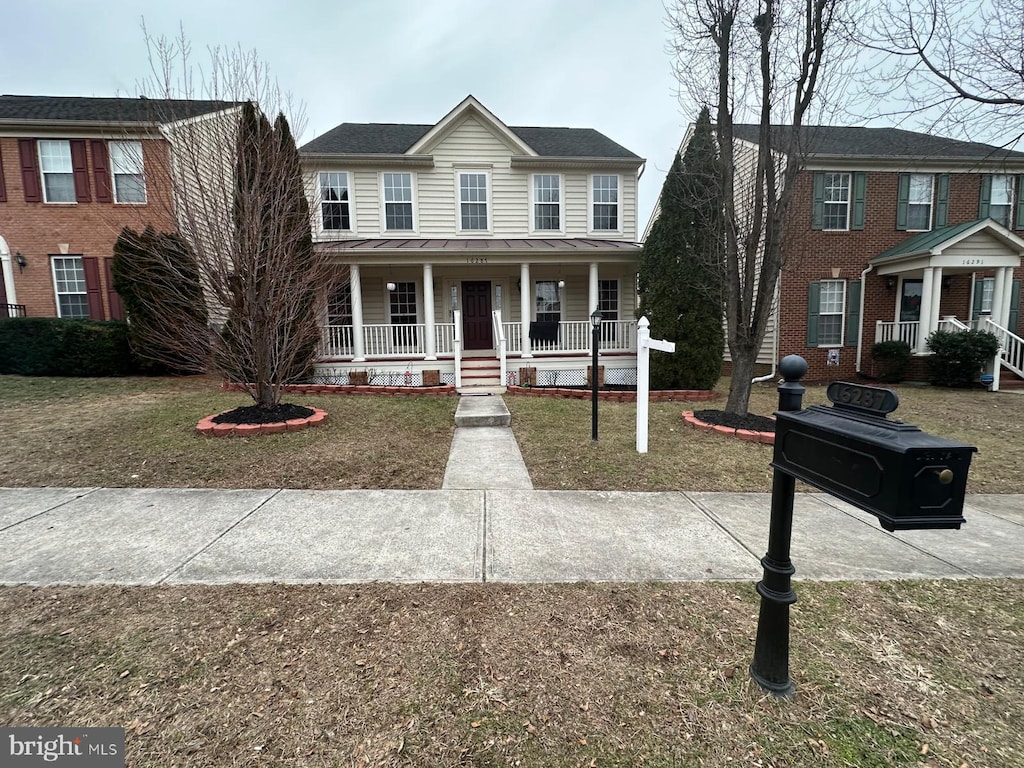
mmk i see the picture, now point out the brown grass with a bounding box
[507,379,1024,493]
[1,580,1020,767]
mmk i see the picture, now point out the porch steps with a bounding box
[453,394,512,428]
[460,355,502,388]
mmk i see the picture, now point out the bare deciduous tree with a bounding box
[115,26,338,409]
[861,0,1024,146]
[667,0,860,414]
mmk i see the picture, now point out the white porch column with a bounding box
[350,263,366,361]
[422,262,436,360]
[588,262,599,315]
[992,266,1010,329]
[520,262,532,358]
[930,266,944,330]
[918,267,935,353]
[1000,267,1015,329]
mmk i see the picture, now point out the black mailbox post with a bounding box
[773,382,976,531]
[749,356,977,699]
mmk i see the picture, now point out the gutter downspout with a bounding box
[751,285,781,384]
[855,263,874,375]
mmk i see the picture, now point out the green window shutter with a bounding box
[807,282,821,346]
[1016,176,1024,230]
[978,174,992,219]
[1010,279,1021,332]
[896,173,910,230]
[845,280,861,346]
[811,172,825,229]
[972,277,985,321]
[935,173,950,227]
[851,172,866,230]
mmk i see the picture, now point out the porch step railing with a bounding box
[979,316,1024,380]
[492,310,507,387]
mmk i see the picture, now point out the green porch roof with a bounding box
[870,220,987,264]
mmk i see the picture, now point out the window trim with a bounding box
[318,171,354,234]
[989,174,1014,228]
[50,255,89,318]
[386,280,420,325]
[589,173,621,234]
[38,139,75,204]
[530,173,563,234]
[380,171,416,233]
[456,169,491,234]
[907,173,934,233]
[109,140,147,205]
[533,279,563,323]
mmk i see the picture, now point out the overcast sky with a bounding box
[4,0,687,230]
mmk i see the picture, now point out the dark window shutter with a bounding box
[104,258,124,320]
[1010,279,1021,332]
[807,282,821,347]
[91,141,112,203]
[0,149,6,202]
[851,172,866,230]
[935,173,949,227]
[70,140,91,203]
[82,256,104,320]
[845,280,861,346]
[978,174,992,220]
[972,277,985,321]
[811,172,824,229]
[18,139,41,202]
[1016,176,1024,230]
[895,173,910,230]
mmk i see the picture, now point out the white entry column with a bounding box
[350,263,365,361]
[423,262,436,360]
[918,267,935,353]
[520,262,532,358]
[992,266,1012,329]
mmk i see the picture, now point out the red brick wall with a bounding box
[0,137,176,319]
[779,170,1024,382]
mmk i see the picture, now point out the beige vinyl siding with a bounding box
[353,170,380,235]
[944,231,1004,260]
[563,174,589,234]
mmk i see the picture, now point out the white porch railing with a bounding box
[492,310,507,386]
[506,320,637,354]
[435,323,455,356]
[875,320,920,350]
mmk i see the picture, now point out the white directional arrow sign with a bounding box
[636,316,676,454]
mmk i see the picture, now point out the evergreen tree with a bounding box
[637,107,724,390]
[111,225,209,374]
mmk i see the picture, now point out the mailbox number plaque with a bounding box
[826,382,898,416]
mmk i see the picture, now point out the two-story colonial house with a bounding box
[664,124,1024,387]
[0,95,235,323]
[301,96,646,389]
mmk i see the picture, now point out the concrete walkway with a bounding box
[0,393,1021,585]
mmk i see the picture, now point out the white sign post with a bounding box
[636,315,676,454]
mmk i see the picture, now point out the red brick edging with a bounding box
[197,407,329,437]
[506,385,717,403]
[681,410,775,445]
[221,383,458,397]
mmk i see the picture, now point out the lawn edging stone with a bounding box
[507,385,716,402]
[681,409,775,445]
[197,407,329,437]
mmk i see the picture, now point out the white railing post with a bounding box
[636,316,675,454]
[453,309,463,389]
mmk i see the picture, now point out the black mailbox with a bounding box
[772,382,976,531]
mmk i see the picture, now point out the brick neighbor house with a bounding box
[0,95,236,322]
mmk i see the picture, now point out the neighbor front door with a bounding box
[462,281,492,350]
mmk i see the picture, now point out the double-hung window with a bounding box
[599,279,619,343]
[532,174,561,231]
[808,279,861,348]
[535,280,561,323]
[109,141,146,203]
[319,172,351,231]
[592,175,620,231]
[389,281,418,348]
[988,175,1014,227]
[817,279,846,346]
[907,174,933,231]
[327,281,352,327]
[383,172,414,231]
[38,140,75,203]
[51,256,89,318]
[459,172,488,231]
[822,173,851,230]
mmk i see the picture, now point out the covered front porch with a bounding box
[869,221,1023,379]
[313,238,642,387]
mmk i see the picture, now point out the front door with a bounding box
[462,281,492,350]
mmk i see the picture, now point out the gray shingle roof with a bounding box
[301,122,640,159]
[0,95,237,124]
[731,124,1024,160]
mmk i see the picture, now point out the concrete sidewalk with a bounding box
[0,486,1020,586]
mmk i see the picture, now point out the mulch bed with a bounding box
[693,409,776,433]
[211,403,314,425]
